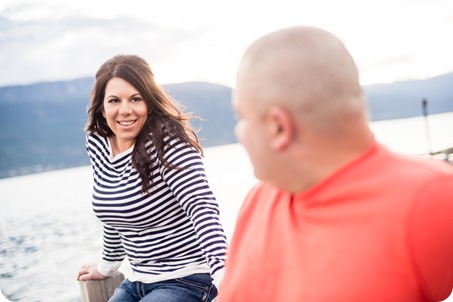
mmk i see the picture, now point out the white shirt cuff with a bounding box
[97,259,122,277]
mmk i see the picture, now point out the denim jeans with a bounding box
[107,273,217,302]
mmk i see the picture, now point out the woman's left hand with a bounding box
[77,263,107,281]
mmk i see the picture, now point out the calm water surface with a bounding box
[1,113,453,301]
[0,144,254,301]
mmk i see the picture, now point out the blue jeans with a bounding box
[108,273,217,302]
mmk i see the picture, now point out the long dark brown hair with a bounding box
[85,54,203,193]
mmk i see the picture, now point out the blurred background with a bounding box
[1,0,453,301]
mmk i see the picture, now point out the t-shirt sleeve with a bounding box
[409,173,453,301]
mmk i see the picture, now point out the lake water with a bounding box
[1,112,453,301]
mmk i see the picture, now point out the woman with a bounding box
[77,54,228,302]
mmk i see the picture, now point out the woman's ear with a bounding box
[267,106,294,151]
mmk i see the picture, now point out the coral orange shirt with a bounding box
[219,141,453,302]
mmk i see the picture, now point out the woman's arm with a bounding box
[161,139,228,285]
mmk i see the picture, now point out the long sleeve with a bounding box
[160,139,228,280]
[97,224,125,276]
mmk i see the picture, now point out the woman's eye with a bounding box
[131,97,142,102]
[108,98,119,103]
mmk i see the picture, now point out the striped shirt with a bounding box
[86,132,228,286]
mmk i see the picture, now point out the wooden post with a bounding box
[421,98,433,155]
[79,272,125,302]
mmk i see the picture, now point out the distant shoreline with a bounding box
[1,111,453,181]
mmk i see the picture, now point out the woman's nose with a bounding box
[119,100,131,114]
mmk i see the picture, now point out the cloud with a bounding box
[440,0,453,10]
[1,10,207,85]
[1,0,453,87]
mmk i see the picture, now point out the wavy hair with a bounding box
[85,54,202,193]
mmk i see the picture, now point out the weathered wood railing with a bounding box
[431,147,453,164]
[79,272,124,302]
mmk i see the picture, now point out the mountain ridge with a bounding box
[0,72,452,178]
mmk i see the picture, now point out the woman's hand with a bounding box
[77,263,107,281]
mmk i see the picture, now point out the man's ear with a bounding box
[267,106,294,150]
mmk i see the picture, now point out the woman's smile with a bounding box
[117,120,137,126]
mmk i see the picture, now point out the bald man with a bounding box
[218,26,453,302]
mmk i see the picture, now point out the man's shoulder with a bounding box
[376,144,453,179]
[245,181,285,202]
[236,182,288,221]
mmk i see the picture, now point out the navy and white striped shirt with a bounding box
[86,132,228,286]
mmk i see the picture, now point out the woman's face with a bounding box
[103,77,148,152]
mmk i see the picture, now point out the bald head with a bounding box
[233,26,373,191]
[236,26,368,137]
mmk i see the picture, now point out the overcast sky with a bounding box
[1,0,453,87]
